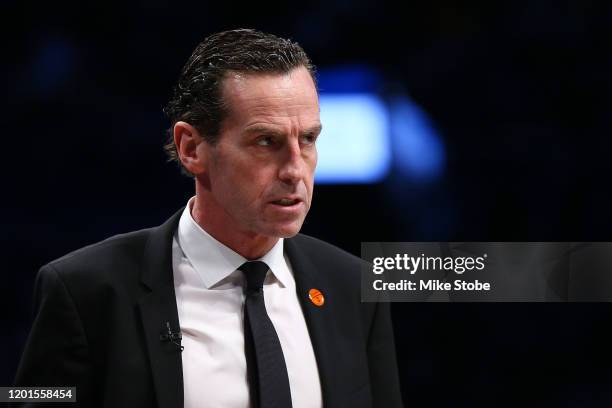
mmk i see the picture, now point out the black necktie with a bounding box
[240,261,293,408]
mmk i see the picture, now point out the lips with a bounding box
[272,198,299,206]
[269,196,303,207]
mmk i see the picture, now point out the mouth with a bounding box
[270,198,302,207]
[269,197,304,209]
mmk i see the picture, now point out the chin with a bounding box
[266,221,303,238]
[277,230,300,238]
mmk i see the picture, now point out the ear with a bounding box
[173,121,208,175]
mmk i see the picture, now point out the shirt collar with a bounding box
[177,197,291,289]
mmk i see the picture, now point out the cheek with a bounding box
[211,167,245,204]
[237,171,273,206]
[307,149,318,174]
[305,154,317,188]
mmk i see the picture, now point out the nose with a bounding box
[278,140,306,185]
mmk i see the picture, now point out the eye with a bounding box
[256,136,275,146]
[300,134,318,145]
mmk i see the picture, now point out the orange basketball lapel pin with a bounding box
[308,288,324,307]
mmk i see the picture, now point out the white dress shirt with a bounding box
[172,198,322,408]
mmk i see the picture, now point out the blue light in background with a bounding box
[389,96,445,181]
[313,66,444,184]
[316,94,391,184]
[316,65,381,93]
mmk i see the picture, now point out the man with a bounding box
[15,29,402,408]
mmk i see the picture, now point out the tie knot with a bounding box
[240,261,269,293]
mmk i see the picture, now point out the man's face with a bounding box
[199,66,321,239]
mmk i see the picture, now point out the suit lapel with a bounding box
[138,209,184,408]
[285,237,342,407]
[135,212,343,408]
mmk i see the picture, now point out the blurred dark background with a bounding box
[3,0,612,406]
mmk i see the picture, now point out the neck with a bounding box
[190,186,278,260]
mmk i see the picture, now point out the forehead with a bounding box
[220,67,320,128]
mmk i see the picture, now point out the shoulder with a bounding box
[290,233,363,267]
[288,233,366,287]
[48,228,152,270]
[39,227,157,294]
[40,208,183,286]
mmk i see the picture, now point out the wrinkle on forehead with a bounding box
[224,67,317,100]
[221,67,319,128]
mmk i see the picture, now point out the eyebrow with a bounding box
[302,124,323,137]
[245,123,323,137]
[244,125,284,137]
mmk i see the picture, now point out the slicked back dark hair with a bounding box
[163,28,317,176]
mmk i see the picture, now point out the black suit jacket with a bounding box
[15,209,403,407]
